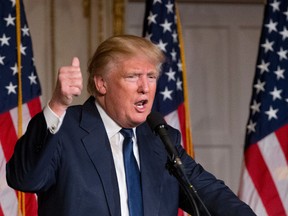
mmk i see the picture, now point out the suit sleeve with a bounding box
[6,112,60,192]
[167,127,256,216]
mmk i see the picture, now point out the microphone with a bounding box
[146,112,211,216]
[146,112,182,166]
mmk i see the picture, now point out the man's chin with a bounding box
[131,115,148,126]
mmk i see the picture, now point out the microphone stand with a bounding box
[165,156,212,216]
[146,112,211,215]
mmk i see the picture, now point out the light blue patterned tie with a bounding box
[120,128,143,216]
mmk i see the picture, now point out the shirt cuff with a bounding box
[43,104,66,134]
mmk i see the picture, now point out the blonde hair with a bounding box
[87,35,165,96]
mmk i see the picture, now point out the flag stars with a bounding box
[274,66,285,80]
[283,9,288,21]
[10,63,18,75]
[257,60,270,74]
[270,0,280,12]
[247,119,257,133]
[177,60,182,72]
[172,30,178,43]
[265,19,278,33]
[22,25,30,37]
[4,14,15,26]
[28,72,37,85]
[153,0,162,4]
[20,44,27,55]
[279,27,288,40]
[160,86,173,101]
[165,68,176,81]
[261,39,274,53]
[5,82,17,94]
[157,39,168,52]
[269,87,282,101]
[254,79,265,94]
[160,19,172,33]
[176,78,182,91]
[0,55,5,65]
[165,1,174,14]
[147,12,157,25]
[2,0,42,115]
[0,34,11,46]
[277,47,288,60]
[10,0,16,7]
[144,2,186,115]
[171,48,177,61]
[145,33,153,41]
[174,14,178,26]
[265,106,278,120]
[250,100,261,114]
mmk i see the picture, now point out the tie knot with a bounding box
[120,128,134,138]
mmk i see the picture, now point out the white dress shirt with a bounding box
[43,101,141,216]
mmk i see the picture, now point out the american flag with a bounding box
[143,0,193,215]
[0,0,41,215]
[238,0,288,215]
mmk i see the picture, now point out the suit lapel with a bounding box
[78,97,169,216]
[137,124,167,216]
[80,97,121,216]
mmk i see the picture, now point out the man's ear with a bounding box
[94,75,107,95]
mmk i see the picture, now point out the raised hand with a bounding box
[49,57,83,117]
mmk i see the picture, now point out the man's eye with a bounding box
[148,74,158,81]
[125,75,138,81]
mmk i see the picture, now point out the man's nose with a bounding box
[138,76,149,94]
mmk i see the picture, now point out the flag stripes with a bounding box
[239,167,267,215]
[243,133,287,215]
[0,112,18,162]
[275,125,288,160]
[0,145,19,216]
[238,1,288,214]
[259,133,288,211]
[0,99,41,215]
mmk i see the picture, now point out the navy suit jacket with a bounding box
[6,96,256,216]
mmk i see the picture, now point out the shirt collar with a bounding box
[95,101,136,139]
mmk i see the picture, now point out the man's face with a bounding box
[99,56,159,128]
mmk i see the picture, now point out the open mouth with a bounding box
[135,100,148,109]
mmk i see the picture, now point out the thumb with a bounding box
[72,57,80,67]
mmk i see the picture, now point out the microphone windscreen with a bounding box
[146,112,167,131]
